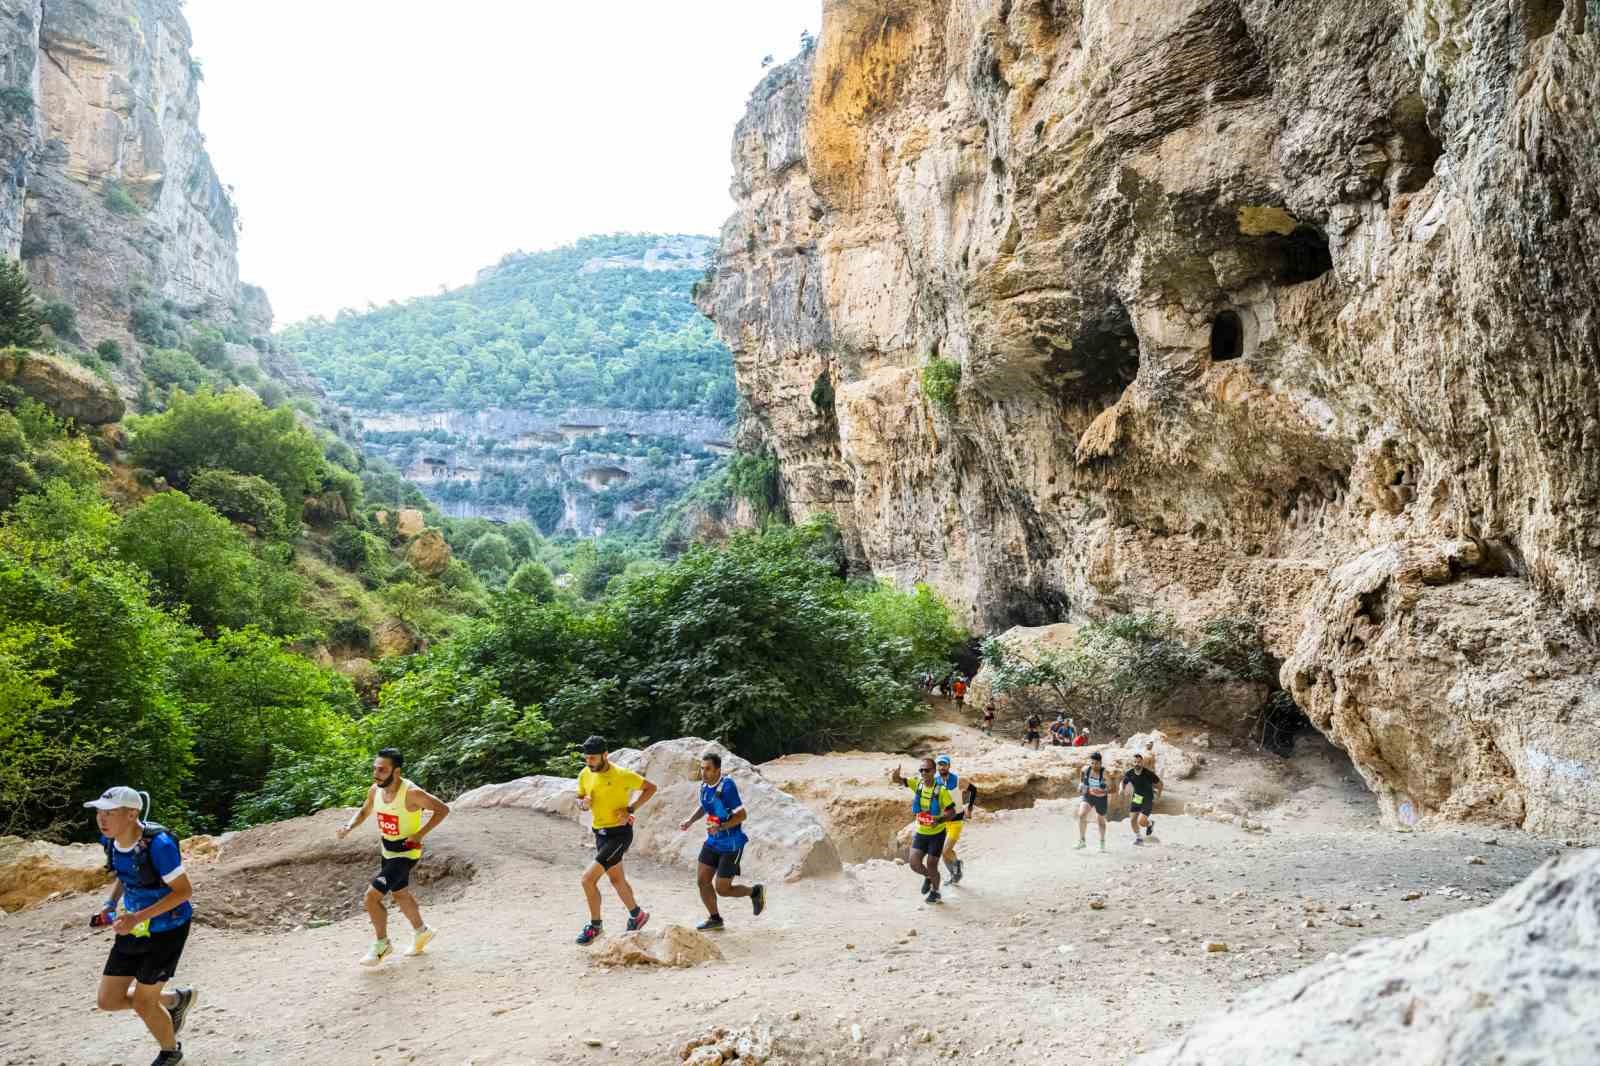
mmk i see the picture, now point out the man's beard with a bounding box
[377,770,396,788]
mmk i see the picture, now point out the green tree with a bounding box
[506,560,557,601]
[187,469,291,538]
[0,622,107,837]
[466,531,514,575]
[0,258,45,349]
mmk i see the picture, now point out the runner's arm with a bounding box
[628,778,658,814]
[118,872,192,930]
[406,785,450,842]
[679,807,708,831]
[337,787,375,837]
[718,806,748,831]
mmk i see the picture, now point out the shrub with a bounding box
[187,468,290,538]
[40,301,77,339]
[103,180,141,216]
[95,338,123,364]
[506,560,557,602]
[130,301,167,344]
[188,325,229,368]
[728,450,784,524]
[142,347,209,392]
[0,258,45,349]
[920,356,961,415]
[0,87,33,119]
[330,523,384,570]
[328,617,372,649]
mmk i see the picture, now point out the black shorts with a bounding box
[1026,730,1041,741]
[698,843,744,879]
[103,921,191,986]
[593,826,633,870]
[1081,793,1108,815]
[910,830,947,858]
[1131,802,1153,818]
[372,855,418,894]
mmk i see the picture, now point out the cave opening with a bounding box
[1044,302,1140,407]
[1277,225,1333,284]
[1210,310,1244,362]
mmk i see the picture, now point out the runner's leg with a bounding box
[364,885,389,940]
[392,888,425,932]
[580,861,606,921]
[605,862,640,912]
[714,877,752,899]
[696,861,719,915]
[130,980,177,1049]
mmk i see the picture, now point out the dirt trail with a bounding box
[1,730,1561,1065]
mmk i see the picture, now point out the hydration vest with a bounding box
[910,780,945,817]
[102,823,177,890]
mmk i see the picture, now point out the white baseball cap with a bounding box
[83,786,148,813]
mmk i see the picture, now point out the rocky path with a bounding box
[1,738,1560,1065]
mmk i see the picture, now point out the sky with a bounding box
[183,1,821,327]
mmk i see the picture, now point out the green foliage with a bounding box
[187,468,290,538]
[465,531,514,577]
[1195,616,1274,683]
[114,492,307,635]
[506,560,557,601]
[130,301,166,344]
[40,300,76,339]
[282,234,735,418]
[0,86,32,119]
[727,450,784,524]
[128,388,328,522]
[103,179,141,216]
[330,522,384,570]
[920,357,961,415]
[0,621,106,836]
[188,325,229,368]
[95,338,123,364]
[144,347,211,393]
[329,617,372,649]
[0,398,106,510]
[0,259,45,349]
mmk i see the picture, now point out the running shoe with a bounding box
[404,925,435,956]
[1133,837,1143,846]
[626,908,650,932]
[920,877,931,895]
[697,915,726,931]
[949,860,964,885]
[1146,820,1155,837]
[751,884,766,916]
[359,939,392,967]
[167,987,197,1036]
[1099,840,1106,852]
[925,890,943,905]
[1074,840,1087,850]
[575,921,602,945]
[150,1045,183,1065]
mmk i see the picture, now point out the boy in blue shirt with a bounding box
[86,786,198,1066]
[678,750,767,930]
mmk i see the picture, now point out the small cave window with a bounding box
[1210,310,1244,362]
[1279,225,1333,284]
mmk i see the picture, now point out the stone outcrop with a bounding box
[700,2,1600,841]
[589,925,723,969]
[0,349,124,424]
[456,738,841,881]
[404,528,452,578]
[1134,848,1600,1065]
[0,835,110,912]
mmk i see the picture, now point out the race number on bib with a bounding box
[916,812,936,826]
[1132,793,1145,804]
[377,812,400,837]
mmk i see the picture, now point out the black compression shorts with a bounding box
[910,830,947,858]
[698,843,744,879]
[593,826,634,869]
[103,921,191,986]
[1081,793,1108,815]
[372,855,418,894]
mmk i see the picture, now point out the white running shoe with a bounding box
[404,926,436,956]
[360,939,392,967]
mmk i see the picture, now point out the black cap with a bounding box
[579,735,607,756]
[1089,752,1103,762]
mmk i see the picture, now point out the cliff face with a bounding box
[700,1,1600,841]
[2,0,250,339]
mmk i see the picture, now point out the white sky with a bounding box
[183,1,821,327]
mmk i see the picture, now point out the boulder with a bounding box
[1133,849,1600,1066]
[1125,730,1200,780]
[0,835,112,911]
[0,350,125,425]
[965,623,1078,711]
[589,925,723,968]
[404,528,451,577]
[371,619,417,658]
[374,508,427,539]
[455,738,841,881]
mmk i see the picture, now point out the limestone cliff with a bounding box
[700,1,1600,842]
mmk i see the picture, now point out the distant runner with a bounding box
[336,747,450,966]
[933,754,978,885]
[574,735,658,945]
[1122,753,1164,845]
[1075,752,1110,851]
[678,750,766,930]
[1025,713,1043,750]
[982,702,996,735]
[890,758,959,904]
[87,786,197,1066]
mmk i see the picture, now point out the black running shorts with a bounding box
[372,855,418,894]
[1082,793,1108,815]
[910,830,947,858]
[698,843,744,879]
[103,921,191,986]
[593,826,633,869]
[1131,800,1153,817]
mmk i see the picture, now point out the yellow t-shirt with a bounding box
[577,764,645,830]
[906,779,957,836]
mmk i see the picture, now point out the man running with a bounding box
[574,735,658,945]
[678,750,766,929]
[933,754,978,885]
[87,786,197,1066]
[1122,752,1164,845]
[336,747,450,966]
[1025,712,1043,750]
[889,758,959,904]
[982,702,996,735]
[1075,752,1110,851]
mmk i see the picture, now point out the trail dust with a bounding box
[2,719,1558,1065]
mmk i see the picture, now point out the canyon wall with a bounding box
[699,0,1600,841]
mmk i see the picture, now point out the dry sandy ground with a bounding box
[0,728,1561,1066]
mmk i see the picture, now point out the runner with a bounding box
[1075,752,1110,851]
[574,735,658,945]
[677,750,766,930]
[1025,712,1042,750]
[335,747,450,966]
[87,786,197,1065]
[1121,752,1164,845]
[933,754,978,885]
[952,676,968,705]
[982,702,996,735]
[889,758,959,903]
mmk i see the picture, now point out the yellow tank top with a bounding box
[374,778,423,859]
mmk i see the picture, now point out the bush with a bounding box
[40,300,77,339]
[130,301,167,345]
[103,180,141,216]
[920,357,961,415]
[330,523,384,570]
[329,617,372,649]
[0,87,32,119]
[0,258,45,349]
[728,450,784,524]
[506,560,557,602]
[142,347,210,392]
[188,325,229,368]
[466,531,514,575]
[187,468,290,538]
[95,338,123,363]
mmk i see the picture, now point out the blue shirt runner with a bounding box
[103,828,193,933]
[699,777,749,853]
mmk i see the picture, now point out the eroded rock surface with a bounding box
[699,1,1600,841]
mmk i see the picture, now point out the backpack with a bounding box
[103,823,178,890]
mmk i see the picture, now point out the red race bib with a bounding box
[916,812,936,826]
[377,812,400,837]
[706,815,722,829]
